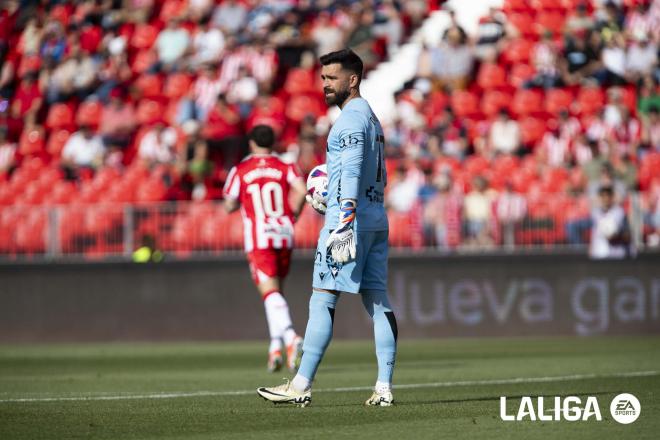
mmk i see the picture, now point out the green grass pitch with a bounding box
[0,337,659,439]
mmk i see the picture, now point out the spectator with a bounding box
[589,185,632,259]
[187,139,213,201]
[565,2,595,34]
[138,121,178,167]
[386,165,421,213]
[489,109,521,155]
[595,32,626,86]
[431,27,473,90]
[561,30,601,85]
[538,120,571,167]
[526,30,562,89]
[473,7,507,60]
[50,43,99,101]
[436,107,468,159]
[442,9,468,43]
[496,182,527,248]
[211,0,248,35]
[422,172,462,249]
[203,93,243,169]
[99,89,136,149]
[179,64,222,123]
[11,72,42,123]
[464,176,496,247]
[190,20,225,68]
[638,75,659,115]
[311,11,344,57]
[640,105,660,150]
[226,66,258,118]
[625,32,657,82]
[61,124,105,179]
[155,19,190,70]
[0,127,16,175]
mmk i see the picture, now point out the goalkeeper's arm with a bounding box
[326,129,364,263]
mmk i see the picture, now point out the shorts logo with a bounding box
[319,272,326,281]
[325,248,342,279]
[610,393,640,424]
[314,251,323,267]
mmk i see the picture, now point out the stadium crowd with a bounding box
[0,0,658,256]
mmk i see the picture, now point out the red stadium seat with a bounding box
[130,24,159,51]
[451,90,480,117]
[519,117,546,145]
[512,89,544,116]
[17,55,41,77]
[76,100,103,127]
[136,100,165,125]
[135,74,164,99]
[18,127,46,156]
[482,90,512,117]
[164,73,192,99]
[45,103,75,130]
[477,63,507,90]
[131,49,158,74]
[504,0,533,12]
[159,0,187,22]
[46,129,71,158]
[284,68,318,95]
[576,86,605,115]
[536,11,565,35]
[285,94,325,123]
[502,39,534,64]
[509,63,535,88]
[508,12,536,37]
[534,0,566,10]
[544,88,573,115]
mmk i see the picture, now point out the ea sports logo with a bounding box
[610,393,640,424]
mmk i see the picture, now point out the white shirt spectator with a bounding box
[155,25,190,64]
[62,132,104,167]
[590,205,628,259]
[227,75,258,104]
[138,127,177,164]
[0,140,16,172]
[489,118,521,154]
[211,0,247,34]
[602,43,626,77]
[626,41,657,76]
[496,191,527,223]
[387,174,421,213]
[191,27,225,67]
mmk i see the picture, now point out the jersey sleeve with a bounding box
[337,110,367,201]
[223,166,241,200]
[286,163,303,185]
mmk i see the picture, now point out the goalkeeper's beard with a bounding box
[324,88,350,107]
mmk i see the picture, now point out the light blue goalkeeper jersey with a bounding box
[324,97,388,232]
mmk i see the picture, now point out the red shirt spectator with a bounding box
[203,95,241,140]
[12,75,42,117]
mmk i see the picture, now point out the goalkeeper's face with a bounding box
[321,63,352,107]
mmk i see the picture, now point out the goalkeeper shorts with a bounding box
[312,229,388,294]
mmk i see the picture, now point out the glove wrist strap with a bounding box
[338,199,356,225]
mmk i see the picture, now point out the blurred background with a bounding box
[0,0,658,341]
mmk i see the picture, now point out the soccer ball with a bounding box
[306,164,328,205]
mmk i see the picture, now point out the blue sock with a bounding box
[361,291,398,385]
[296,292,339,384]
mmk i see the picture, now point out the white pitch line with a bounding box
[0,370,657,404]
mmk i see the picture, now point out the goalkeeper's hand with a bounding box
[306,193,327,215]
[326,199,356,264]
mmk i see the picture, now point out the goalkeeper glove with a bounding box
[305,193,327,215]
[326,199,356,264]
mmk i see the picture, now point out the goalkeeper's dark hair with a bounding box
[320,49,364,84]
[248,125,275,149]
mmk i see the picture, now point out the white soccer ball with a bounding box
[306,164,328,205]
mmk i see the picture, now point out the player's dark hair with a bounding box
[598,186,614,196]
[249,125,275,149]
[320,49,364,83]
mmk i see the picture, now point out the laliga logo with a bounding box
[500,393,641,423]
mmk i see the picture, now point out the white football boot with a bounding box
[257,380,311,407]
[365,389,394,406]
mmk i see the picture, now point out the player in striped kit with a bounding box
[223,125,307,372]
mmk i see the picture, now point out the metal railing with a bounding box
[0,192,655,261]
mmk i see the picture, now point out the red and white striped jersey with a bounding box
[223,154,302,252]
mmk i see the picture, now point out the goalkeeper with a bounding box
[258,49,397,407]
